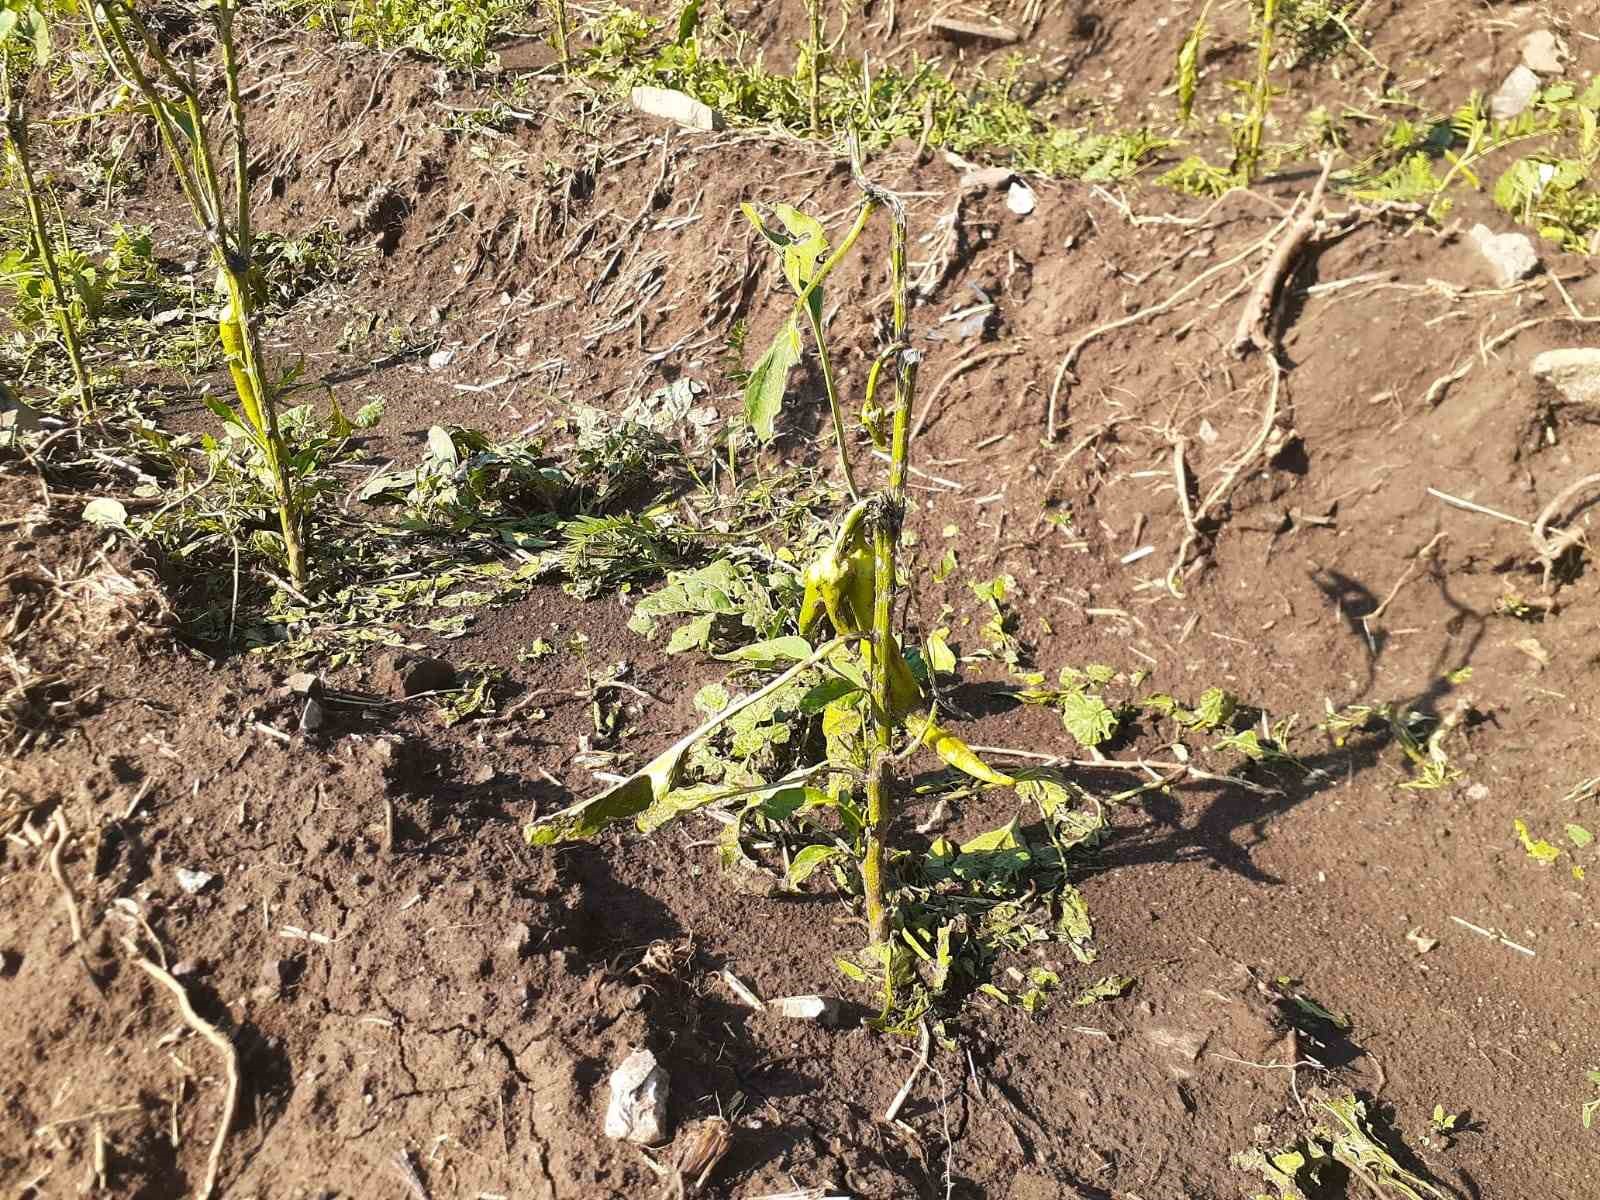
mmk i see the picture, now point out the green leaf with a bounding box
[1072,974,1132,1006]
[715,635,813,666]
[743,317,801,442]
[926,628,957,674]
[1057,883,1097,963]
[1060,691,1117,748]
[788,843,843,886]
[1567,823,1594,848]
[666,612,716,654]
[674,0,700,43]
[799,676,857,713]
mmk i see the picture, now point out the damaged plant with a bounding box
[1,0,94,415]
[87,0,310,588]
[526,145,1108,1024]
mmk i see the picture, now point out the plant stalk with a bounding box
[806,0,822,135]
[863,190,917,947]
[89,0,309,590]
[2,74,94,416]
[550,0,572,74]
[1237,0,1278,181]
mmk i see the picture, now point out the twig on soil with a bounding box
[1425,487,1530,527]
[1448,915,1534,957]
[1424,311,1600,406]
[127,945,241,1200]
[49,810,84,947]
[1231,155,1334,356]
[910,345,1021,443]
[883,1019,932,1124]
[391,1149,431,1200]
[720,968,766,1011]
[1166,359,1285,594]
[1531,472,1600,589]
[1365,532,1446,622]
[1045,217,1290,440]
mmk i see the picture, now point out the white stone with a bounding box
[1467,223,1539,286]
[629,86,722,131]
[175,868,215,895]
[1531,348,1600,406]
[1006,180,1037,216]
[769,994,843,1025]
[1520,30,1564,75]
[1490,65,1540,121]
[603,1049,669,1145]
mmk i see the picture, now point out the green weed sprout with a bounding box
[88,0,309,588]
[1,1,94,415]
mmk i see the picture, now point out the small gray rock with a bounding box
[604,1048,670,1145]
[1490,65,1541,121]
[286,672,320,696]
[175,868,215,895]
[1531,348,1600,406]
[1521,30,1563,75]
[768,994,844,1025]
[1468,223,1540,286]
[299,697,325,733]
[1145,1026,1207,1062]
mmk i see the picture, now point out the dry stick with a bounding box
[1531,471,1600,586]
[883,1019,932,1123]
[908,344,1020,442]
[1366,531,1446,621]
[49,810,85,946]
[1166,359,1284,593]
[128,948,240,1200]
[1425,312,1600,405]
[1231,155,1334,357]
[1044,216,1291,440]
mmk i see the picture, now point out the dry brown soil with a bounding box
[4,3,1600,1198]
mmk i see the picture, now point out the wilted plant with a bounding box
[87,0,309,588]
[524,148,1105,1022]
[1,0,94,414]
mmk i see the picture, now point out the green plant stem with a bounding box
[1238,0,1278,181]
[806,0,822,135]
[550,0,572,74]
[863,191,917,949]
[796,198,877,500]
[89,0,309,591]
[2,75,94,416]
[216,2,251,257]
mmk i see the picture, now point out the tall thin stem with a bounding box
[806,0,822,135]
[797,198,876,500]
[862,188,916,948]
[88,0,309,589]
[2,69,94,416]
[550,0,572,75]
[1237,0,1278,181]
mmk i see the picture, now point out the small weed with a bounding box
[279,0,535,70]
[1234,1093,1449,1200]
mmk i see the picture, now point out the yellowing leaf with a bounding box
[908,715,1014,786]
[1514,818,1561,865]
